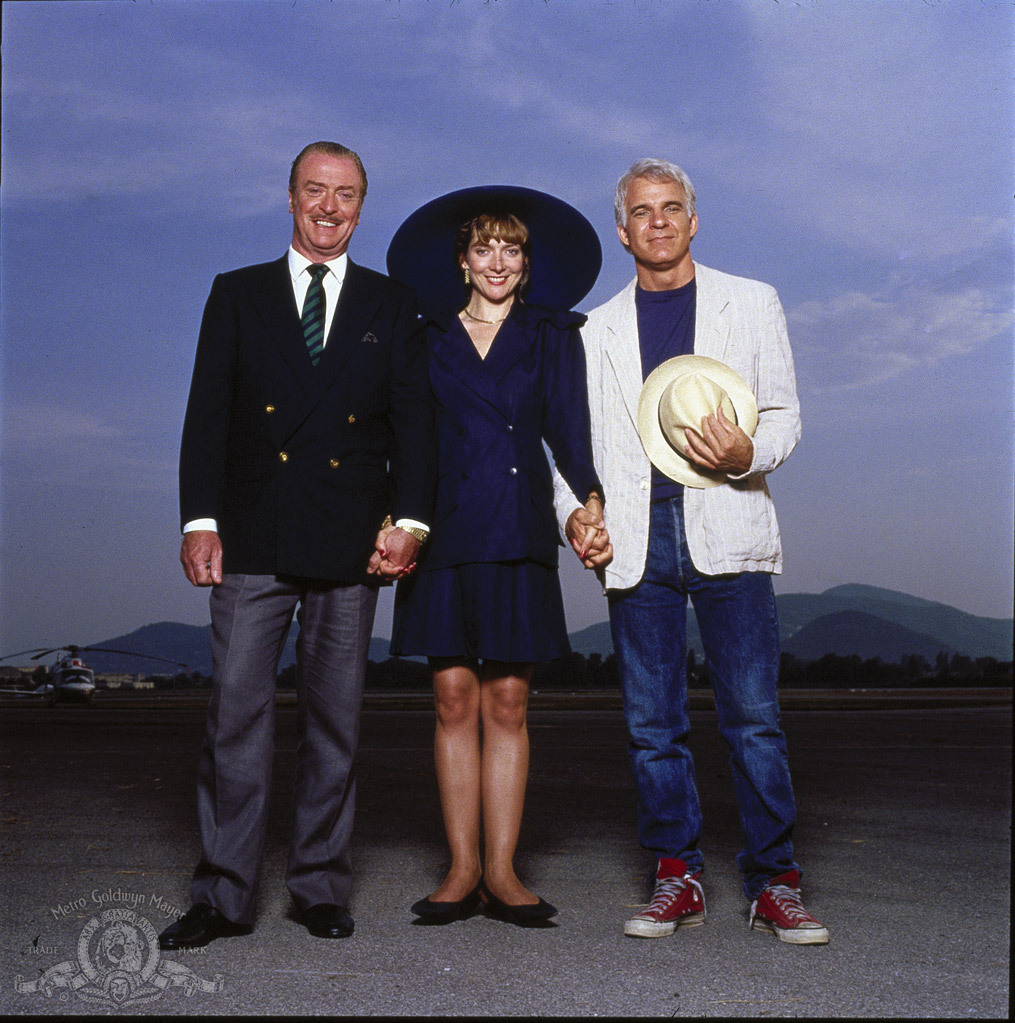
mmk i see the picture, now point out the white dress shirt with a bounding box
[288,246,346,341]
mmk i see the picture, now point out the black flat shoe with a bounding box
[158,903,252,949]
[301,903,354,939]
[410,884,483,924]
[479,884,558,927]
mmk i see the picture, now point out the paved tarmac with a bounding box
[1,696,1010,1017]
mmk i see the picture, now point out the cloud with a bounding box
[4,405,119,446]
[0,2,746,217]
[2,4,410,216]
[789,280,1013,392]
[3,403,175,492]
[5,0,1008,278]
[3,64,316,215]
[732,2,1014,262]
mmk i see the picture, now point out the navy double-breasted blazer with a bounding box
[421,302,602,570]
[179,255,436,581]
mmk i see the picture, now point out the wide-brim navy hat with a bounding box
[386,185,602,316]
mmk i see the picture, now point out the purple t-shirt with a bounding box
[635,278,696,503]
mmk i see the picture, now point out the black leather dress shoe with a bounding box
[479,884,558,928]
[301,903,354,939]
[410,884,483,925]
[158,903,252,950]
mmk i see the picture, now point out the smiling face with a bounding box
[462,234,527,305]
[288,152,364,262]
[617,175,698,287]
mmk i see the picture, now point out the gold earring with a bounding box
[463,266,471,285]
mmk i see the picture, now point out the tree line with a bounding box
[145,648,1011,691]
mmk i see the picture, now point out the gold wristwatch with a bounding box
[381,515,429,544]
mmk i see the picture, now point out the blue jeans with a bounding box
[608,497,799,899]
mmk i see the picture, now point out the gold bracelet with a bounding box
[382,515,428,544]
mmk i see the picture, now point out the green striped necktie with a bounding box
[301,263,329,366]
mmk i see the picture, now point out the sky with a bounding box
[1,0,1012,658]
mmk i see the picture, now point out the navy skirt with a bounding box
[391,560,570,663]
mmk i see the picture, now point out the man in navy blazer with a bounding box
[161,142,435,949]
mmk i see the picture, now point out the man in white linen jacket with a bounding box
[555,158,828,946]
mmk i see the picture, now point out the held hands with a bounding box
[180,530,223,587]
[683,406,754,475]
[366,525,421,579]
[565,495,613,570]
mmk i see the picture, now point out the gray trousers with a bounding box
[190,573,378,924]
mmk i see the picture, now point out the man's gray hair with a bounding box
[289,141,367,199]
[614,158,696,227]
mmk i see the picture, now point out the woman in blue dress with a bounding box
[385,186,612,926]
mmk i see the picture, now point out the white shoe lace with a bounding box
[643,873,703,916]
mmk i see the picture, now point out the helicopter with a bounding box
[0,645,191,705]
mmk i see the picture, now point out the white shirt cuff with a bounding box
[185,517,428,536]
[394,518,429,534]
[183,519,218,533]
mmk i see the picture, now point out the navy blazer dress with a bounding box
[391,301,602,661]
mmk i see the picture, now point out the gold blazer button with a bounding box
[279,451,289,463]
[329,458,340,469]
[265,404,276,414]
[348,414,356,424]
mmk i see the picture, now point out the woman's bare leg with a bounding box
[479,662,538,905]
[428,659,483,901]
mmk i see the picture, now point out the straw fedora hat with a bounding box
[637,355,759,489]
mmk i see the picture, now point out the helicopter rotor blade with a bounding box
[0,646,67,662]
[78,646,192,672]
[3,645,191,675]
[0,647,62,662]
[3,644,195,680]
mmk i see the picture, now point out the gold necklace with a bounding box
[463,308,509,325]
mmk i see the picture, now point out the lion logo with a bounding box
[16,907,223,1008]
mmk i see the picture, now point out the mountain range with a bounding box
[69,584,1011,675]
[568,584,1012,663]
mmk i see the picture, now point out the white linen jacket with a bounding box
[553,262,801,591]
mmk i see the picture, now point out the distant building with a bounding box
[0,666,36,684]
[95,673,154,690]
